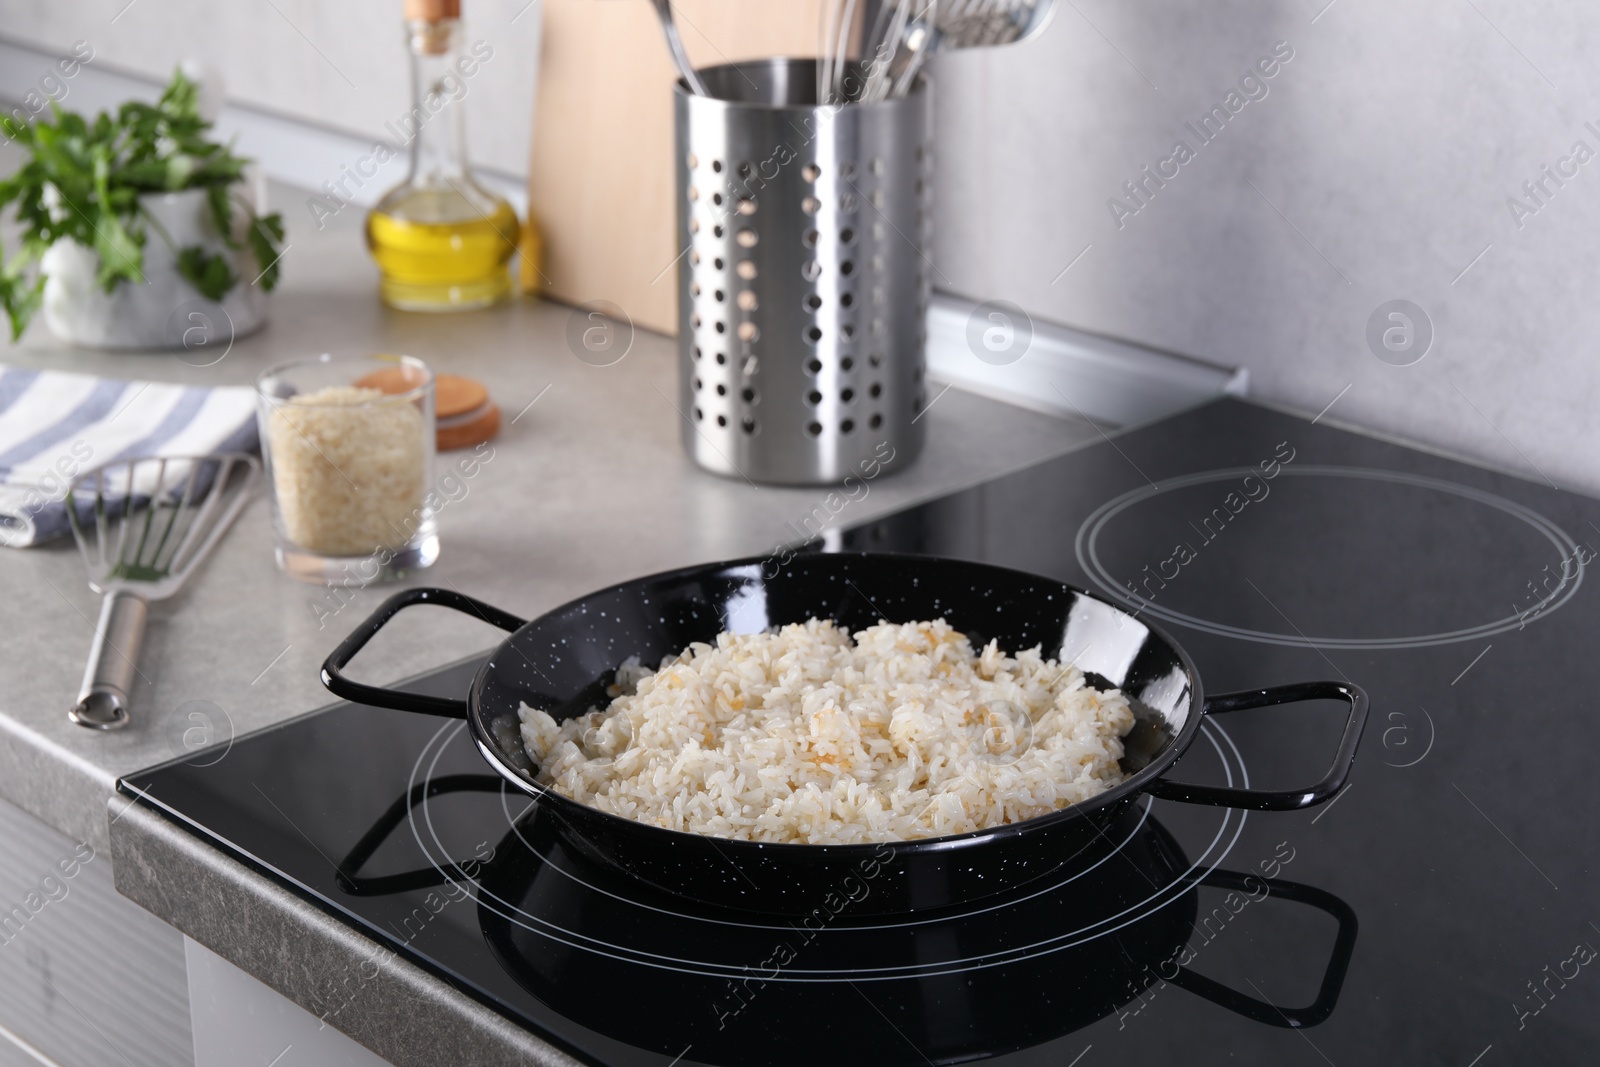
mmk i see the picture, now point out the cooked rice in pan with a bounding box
[517,618,1135,845]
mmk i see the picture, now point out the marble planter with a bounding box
[41,188,268,353]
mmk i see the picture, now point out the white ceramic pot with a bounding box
[40,188,269,351]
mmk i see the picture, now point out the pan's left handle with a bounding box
[1148,681,1369,811]
[321,588,525,718]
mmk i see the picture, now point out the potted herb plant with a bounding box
[0,69,285,349]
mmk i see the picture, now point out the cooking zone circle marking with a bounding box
[1075,465,1586,650]
[410,717,1251,981]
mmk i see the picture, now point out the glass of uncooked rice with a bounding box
[256,353,437,583]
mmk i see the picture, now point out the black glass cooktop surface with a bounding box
[123,398,1600,1065]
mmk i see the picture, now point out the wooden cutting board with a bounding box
[524,0,829,335]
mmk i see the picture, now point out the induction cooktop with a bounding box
[122,397,1600,1066]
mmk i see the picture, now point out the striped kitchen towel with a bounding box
[0,366,258,547]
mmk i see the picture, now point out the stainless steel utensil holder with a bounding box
[674,59,933,485]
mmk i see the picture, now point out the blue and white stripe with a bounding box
[0,367,258,547]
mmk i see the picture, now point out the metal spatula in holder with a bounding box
[65,453,259,729]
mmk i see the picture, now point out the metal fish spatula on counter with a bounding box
[65,453,259,729]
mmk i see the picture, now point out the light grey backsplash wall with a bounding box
[929,0,1600,492]
[0,0,540,179]
[5,0,1598,493]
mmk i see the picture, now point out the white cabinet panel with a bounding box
[188,939,394,1067]
[0,795,190,1067]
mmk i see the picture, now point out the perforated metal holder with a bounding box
[674,59,933,485]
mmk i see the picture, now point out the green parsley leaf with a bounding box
[176,246,237,301]
[0,66,285,338]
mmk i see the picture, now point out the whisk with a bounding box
[65,453,260,729]
[820,0,1055,105]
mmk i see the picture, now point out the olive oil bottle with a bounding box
[366,0,521,311]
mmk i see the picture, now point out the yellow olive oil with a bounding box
[365,4,525,313]
[366,195,518,311]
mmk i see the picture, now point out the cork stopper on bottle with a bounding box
[404,0,460,21]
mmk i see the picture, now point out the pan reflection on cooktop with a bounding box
[337,717,1353,1067]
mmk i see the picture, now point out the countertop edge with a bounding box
[0,712,118,854]
[110,799,585,1067]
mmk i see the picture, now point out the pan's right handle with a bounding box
[71,590,149,730]
[1164,868,1359,1028]
[1148,681,1369,811]
[321,588,525,718]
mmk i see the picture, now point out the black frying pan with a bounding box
[323,553,1368,915]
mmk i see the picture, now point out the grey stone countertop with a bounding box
[0,186,1103,857]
